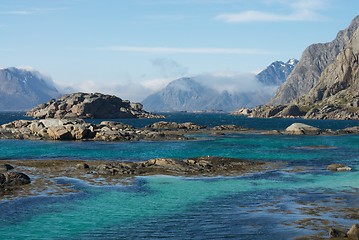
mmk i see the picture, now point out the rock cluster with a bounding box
[26,92,162,119]
[74,156,268,177]
[0,119,190,141]
[144,121,204,131]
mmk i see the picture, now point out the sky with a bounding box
[0,0,358,102]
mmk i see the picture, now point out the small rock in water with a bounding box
[327,164,352,172]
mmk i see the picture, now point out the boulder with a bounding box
[47,127,73,140]
[280,104,305,117]
[347,224,359,239]
[285,123,321,135]
[1,172,31,187]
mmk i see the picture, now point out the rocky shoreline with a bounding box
[0,118,358,142]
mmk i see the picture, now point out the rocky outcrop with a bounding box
[249,16,359,120]
[270,15,359,105]
[249,25,359,120]
[26,92,162,119]
[292,24,359,120]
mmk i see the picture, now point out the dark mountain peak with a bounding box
[0,67,60,111]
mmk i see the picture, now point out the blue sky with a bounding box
[0,0,358,101]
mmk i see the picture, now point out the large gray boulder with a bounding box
[285,123,321,135]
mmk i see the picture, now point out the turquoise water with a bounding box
[0,113,359,239]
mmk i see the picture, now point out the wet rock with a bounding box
[327,164,352,172]
[0,172,31,188]
[329,227,348,238]
[285,123,321,135]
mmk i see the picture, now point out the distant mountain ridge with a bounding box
[142,59,298,112]
[270,15,359,105]
[0,67,60,111]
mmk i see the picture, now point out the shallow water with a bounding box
[0,113,358,239]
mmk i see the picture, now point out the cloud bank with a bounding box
[215,0,327,23]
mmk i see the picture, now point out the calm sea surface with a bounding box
[0,112,358,239]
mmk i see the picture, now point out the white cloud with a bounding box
[195,72,261,93]
[101,46,271,55]
[55,79,152,102]
[215,0,327,23]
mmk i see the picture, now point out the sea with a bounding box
[0,112,358,239]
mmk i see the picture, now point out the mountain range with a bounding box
[142,59,298,112]
[0,67,60,111]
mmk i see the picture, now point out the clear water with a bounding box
[0,113,358,239]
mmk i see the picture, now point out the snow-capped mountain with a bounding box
[256,59,298,86]
[0,67,60,111]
